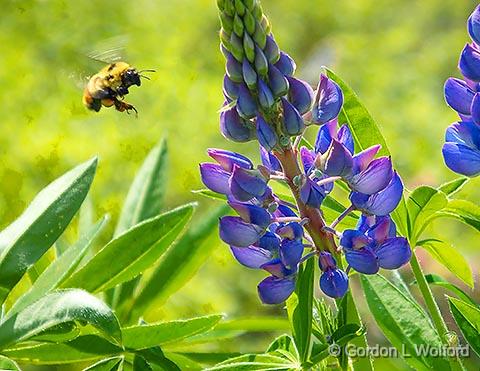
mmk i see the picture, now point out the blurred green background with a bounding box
[1,0,479,369]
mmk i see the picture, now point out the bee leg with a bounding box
[113,98,138,117]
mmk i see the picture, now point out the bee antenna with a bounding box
[139,75,151,80]
[139,69,156,73]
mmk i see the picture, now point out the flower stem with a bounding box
[330,205,355,229]
[409,247,465,370]
[273,147,336,253]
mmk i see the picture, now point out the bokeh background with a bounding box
[1,0,479,369]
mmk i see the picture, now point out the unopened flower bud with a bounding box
[242,59,257,89]
[220,104,255,142]
[233,14,244,36]
[254,46,269,77]
[243,10,256,35]
[287,77,314,115]
[315,139,353,177]
[268,64,289,98]
[275,52,296,76]
[229,32,244,61]
[236,83,257,118]
[258,79,275,110]
[243,33,256,63]
[256,115,277,151]
[264,35,280,64]
[281,98,305,136]
[226,53,243,82]
[223,74,239,100]
[253,20,267,48]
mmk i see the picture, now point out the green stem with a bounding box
[409,248,464,371]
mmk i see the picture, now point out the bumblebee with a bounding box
[82,61,153,115]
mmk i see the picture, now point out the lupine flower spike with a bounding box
[201,0,411,303]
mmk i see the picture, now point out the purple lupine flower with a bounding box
[459,43,480,82]
[229,165,269,201]
[287,76,314,115]
[207,148,253,172]
[318,252,349,298]
[443,121,480,176]
[350,172,404,216]
[340,215,411,274]
[299,177,326,208]
[311,74,344,125]
[219,216,266,247]
[220,104,255,142]
[256,115,277,151]
[315,119,354,155]
[444,78,475,117]
[258,276,296,304]
[275,52,296,76]
[199,163,231,195]
[468,5,480,45]
[281,97,305,136]
[315,139,353,177]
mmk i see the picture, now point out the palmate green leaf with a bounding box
[8,216,109,317]
[448,296,480,357]
[417,239,473,287]
[127,205,228,319]
[407,186,447,241]
[206,354,297,371]
[267,335,299,359]
[0,289,121,350]
[115,138,168,236]
[84,356,124,371]
[288,258,314,363]
[437,177,469,196]
[325,68,390,156]
[122,315,223,349]
[361,274,448,370]
[2,335,122,364]
[0,157,97,305]
[0,355,21,370]
[136,346,180,371]
[62,203,195,293]
[439,199,480,233]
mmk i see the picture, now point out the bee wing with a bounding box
[86,35,129,64]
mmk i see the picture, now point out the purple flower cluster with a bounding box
[443,5,480,176]
[200,149,305,304]
[201,0,412,305]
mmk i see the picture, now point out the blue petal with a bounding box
[366,216,393,244]
[345,246,379,275]
[300,147,315,174]
[299,177,326,208]
[350,172,404,216]
[444,78,474,115]
[276,222,304,240]
[229,165,268,201]
[207,148,253,172]
[274,205,298,218]
[280,239,304,267]
[258,79,275,110]
[314,120,337,154]
[459,44,480,82]
[230,246,273,268]
[255,231,281,251]
[219,216,264,247]
[348,157,393,195]
[228,201,272,228]
[257,276,295,304]
[340,230,372,250]
[445,121,480,149]
[274,52,296,76]
[351,145,382,174]
[281,98,305,136]
[471,93,480,125]
[316,139,353,177]
[223,74,240,100]
[468,6,480,45]
[199,163,231,195]
[318,251,337,271]
[338,125,354,154]
[260,146,282,172]
[220,105,255,142]
[256,115,277,151]
[236,83,257,119]
[261,258,289,277]
[376,237,411,269]
[319,268,349,298]
[312,74,344,124]
[287,77,314,115]
[268,64,289,97]
[442,142,480,176]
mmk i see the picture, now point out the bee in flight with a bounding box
[82,61,154,115]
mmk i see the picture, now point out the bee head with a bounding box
[122,68,141,88]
